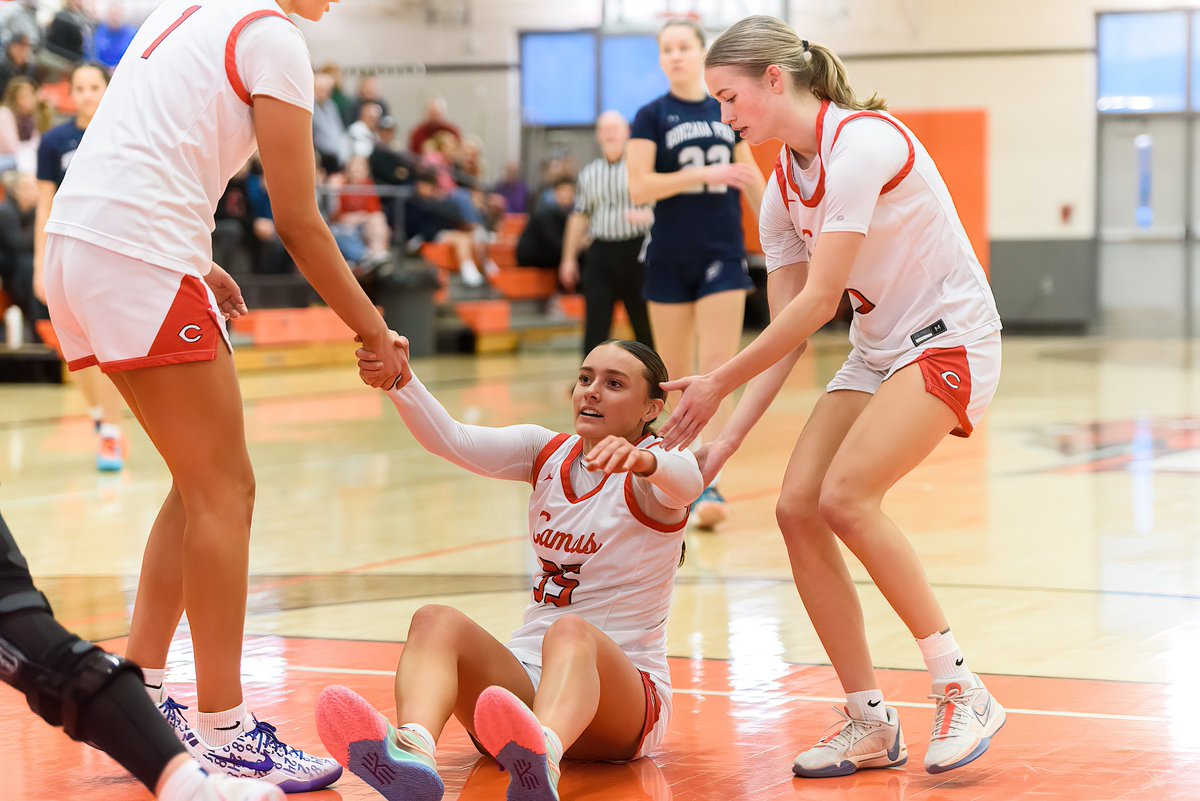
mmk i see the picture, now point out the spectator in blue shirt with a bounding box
[92,5,137,69]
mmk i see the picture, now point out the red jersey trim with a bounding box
[530,433,571,486]
[632,671,664,755]
[910,346,973,438]
[66,355,99,372]
[781,100,830,209]
[560,439,613,503]
[141,5,200,59]
[831,112,916,195]
[623,472,688,533]
[225,10,293,106]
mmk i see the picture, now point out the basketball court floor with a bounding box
[2,332,1199,800]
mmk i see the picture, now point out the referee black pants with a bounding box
[581,237,654,355]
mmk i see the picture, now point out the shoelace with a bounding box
[160,697,189,727]
[815,707,882,751]
[247,719,305,760]
[928,685,985,741]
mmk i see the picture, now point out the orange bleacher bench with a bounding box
[232,307,362,346]
[455,300,511,334]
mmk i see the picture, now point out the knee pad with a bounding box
[0,604,143,740]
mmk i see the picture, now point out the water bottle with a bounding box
[4,304,23,349]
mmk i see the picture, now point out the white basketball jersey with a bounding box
[46,0,314,276]
[507,433,687,712]
[762,101,1001,373]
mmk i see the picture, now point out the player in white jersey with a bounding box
[39,0,410,790]
[659,16,1005,779]
[313,341,703,801]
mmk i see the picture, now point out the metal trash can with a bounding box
[375,265,440,358]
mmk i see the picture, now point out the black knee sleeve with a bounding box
[0,602,144,740]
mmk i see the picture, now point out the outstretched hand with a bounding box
[583,435,655,476]
[658,374,724,450]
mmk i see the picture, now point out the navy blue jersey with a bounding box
[36,121,87,187]
[630,93,745,264]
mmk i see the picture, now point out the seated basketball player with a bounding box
[0,510,281,800]
[314,340,703,801]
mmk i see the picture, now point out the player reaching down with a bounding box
[315,341,703,801]
[40,0,409,788]
[660,16,1006,778]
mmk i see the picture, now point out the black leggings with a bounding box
[1,511,185,791]
[581,238,654,355]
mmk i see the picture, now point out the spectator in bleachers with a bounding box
[0,1,41,50]
[0,33,37,98]
[91,4,137,69]
[353,73,390,123]
[313,70,350,173]
[409,166,492,286]
[409,95,459,156]
[333,156,392,274]
[316,63,356,126]
[213,161,254,276]
[245,161,296,275]
[0,170,40,332]
[0,77,48,174]
[44,0,93,63]
[347,99,382,159]
[492,162,528,214]
[516,175,574,269]
[369,115,415,187]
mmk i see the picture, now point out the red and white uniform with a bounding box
[760,101,1003,435]
[42,0,314,372]
[388,376,703,757]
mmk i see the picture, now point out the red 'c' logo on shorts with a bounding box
[940,370,962,390]
[178,324,202,343]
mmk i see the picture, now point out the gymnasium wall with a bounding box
[297,0,1173,329]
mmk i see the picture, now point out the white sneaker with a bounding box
[190,772,285,801]
[793,706,907,778]
[186,714,343,792]
[459,260,485,287]
[924,675,1005,774]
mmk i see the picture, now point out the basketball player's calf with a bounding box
[0,512,282,800]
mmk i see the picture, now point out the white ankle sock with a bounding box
[142,667,166,704]
[846,689,888,723]
[157,759,206,801]
[918,629,972,683]
[197,703,246,748]
[397,722,436,757]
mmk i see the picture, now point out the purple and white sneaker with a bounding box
[191,713,342,792]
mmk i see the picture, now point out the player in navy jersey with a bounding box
[31,62,130,473]
[627,18,764,529]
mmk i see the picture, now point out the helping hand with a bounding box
[355,329,412,390]
[657,373,725,450]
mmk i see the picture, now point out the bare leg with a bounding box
[694,289,746,446]
[113,346,253,712]
[776,389,876,693]
[819,363,959,639]
[647,300,697,415]
[394,605,535,740]
[534,615,649,761]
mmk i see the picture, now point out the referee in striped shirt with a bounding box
[560,111,655,354]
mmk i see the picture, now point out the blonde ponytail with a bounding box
[706,15,886,111]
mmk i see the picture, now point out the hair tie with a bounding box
[801,39,810,52]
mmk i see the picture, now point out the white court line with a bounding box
[284,665,1170,724]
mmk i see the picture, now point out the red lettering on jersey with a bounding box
[847,288,876,315]
[533,528,602,555]
[802,229,813,238]
[533,558,582,607]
